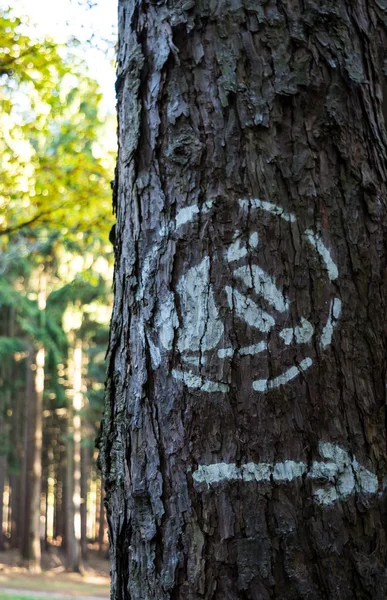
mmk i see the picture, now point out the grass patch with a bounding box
[0,596,64,600]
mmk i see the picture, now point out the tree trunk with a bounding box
[0,452,6,552]
[21,348,34,559]
[27,267,47,572]
[65,340,83,572]
[80,440,89,560]
[99,1,387,598]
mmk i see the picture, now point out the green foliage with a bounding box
[0,6,114,244]
[0,336,25,357]
[0,5,115,482]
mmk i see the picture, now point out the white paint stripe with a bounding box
[218,342,267,359]
[239,198,296,223]
[320,298,342,349]
[304,230,338,281]
[239,342,267,356]
[218,348,234,359]
[253,357,313,392]
[273,461,306,481]
[192,443,379,506]
[234,265,289,313]
[172,369,229,393]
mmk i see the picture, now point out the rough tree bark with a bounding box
[99,1,387,598]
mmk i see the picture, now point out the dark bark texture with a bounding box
[99,1,387,598]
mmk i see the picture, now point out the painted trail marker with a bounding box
[149,198,342,394]
[192,442,379,506]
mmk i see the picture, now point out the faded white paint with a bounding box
[253,357,313,392]
[177,257,224,353]
[234,265,289,313]
[175,200,213,230]
[175,204,200,229]
[239,342,267,356]
[304,230,338,281]
[320,298,342,349]
[172,369,229,393]
[239,197,296,223]
[193,463,242,485]
[241,462,271,482]
[309,442,378,504]
[272,461,306,481]
[192,442,378,506]
[217,347,234,359]
[218,341,267,359]
[280,318,314,346]
[225,237,248,263]
[225,286,275,333]
[249,232,259,248]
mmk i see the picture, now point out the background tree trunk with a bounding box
[21,348,35,561]
[99,1,387,598]
[65,341,82,572]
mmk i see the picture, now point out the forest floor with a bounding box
[0,547,110,599]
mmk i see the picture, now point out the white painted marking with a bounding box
[272,461,306,481]
[320,298,342,349]
[225,237,248,263]
[175,200,213,230]
[225,286,275,333]
[249,232,259,248]
[234,265,289,313]
[192,442,378,506]
[253,357,313,392]
[239,342,267,356]
[157,197,342,393]
[175,204,199,229]
[172,369,229,393]
[279,328,294,345]
[241,462,271,482]
[304,230,338,281]
[280,318,314,346]
[217,348,234,359]
[310,442,378,504]
[239,198,296,222]
[218,341,267,359]
[177,257,224,353]
[193,463,242,485]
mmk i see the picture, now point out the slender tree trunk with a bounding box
[21,349,34,559]
[80,441,88,560]
[0,451,6,552]
[54,469,65,546]
[65,340,82,572]
[100,1,387,598]
[27,267,47,572]
[28,346,44,571]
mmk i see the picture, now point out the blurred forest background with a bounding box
[0,0,116,582]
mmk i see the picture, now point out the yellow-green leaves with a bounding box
[0,7,115,245]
